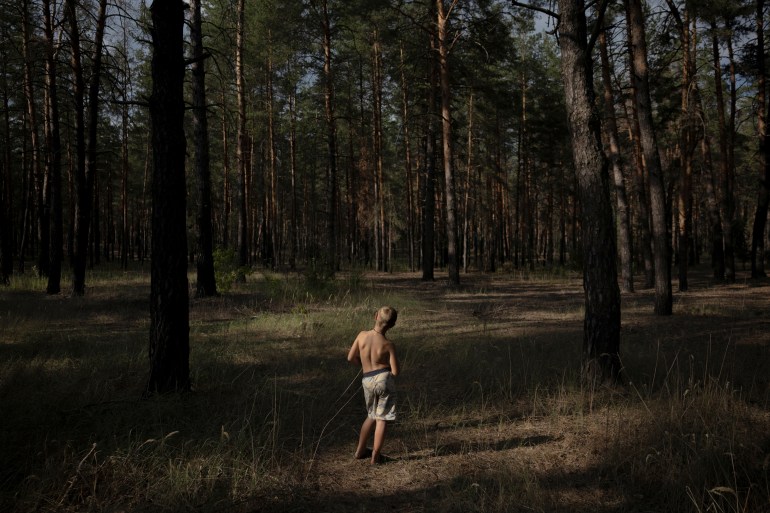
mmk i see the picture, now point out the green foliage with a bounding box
[213,248,249,292]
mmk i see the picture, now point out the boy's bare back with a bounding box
[349,330,399,376]
[347,306,399,376]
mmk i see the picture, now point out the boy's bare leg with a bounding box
[355,417,375,458]
[371,419,387,464]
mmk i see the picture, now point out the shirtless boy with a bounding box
[347,306,399,465]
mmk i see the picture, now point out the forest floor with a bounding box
[1,264,770,512]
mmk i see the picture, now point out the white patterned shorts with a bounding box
[362,368,396,421]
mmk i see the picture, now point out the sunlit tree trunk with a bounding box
[557,0,621,383]
[625,0,672,315]
[436,0,459,286]
[147,0,190,395]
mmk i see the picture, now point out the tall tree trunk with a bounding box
[599,29,633,293]
[422,10,437,282]
[701,133,726,279]
[235,0,249,267]
[265,33,280,269]
[399,43,416,272]
[191,0,217,296]
[623,96,654,287]
[752,0,769,278]
[1,45,11,284]
[289,89,298,269]
[557,0,621,383]
[711,20,735,282]
[66,0,87,294]
[43,0,63,294]
[22,0,47,278]
[436,0,459,286]
[321,0,338,273]
[625,0,672,315]
[676,8,696,292]
[147,0,190,395]
[372,29,386,272]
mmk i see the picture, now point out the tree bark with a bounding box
[557,0,621,383]
[422,6,437,281]
[235,0,249,267]
[43,0,63,294]
[625,0,672,315]
[752,0,769,278]
[321,0,338,273]
[22,0,47,278]
[66,0,87,294]
[436,0,460,286]
[599,29,633,293]
[191,0,217,296]
[147,0,190,395]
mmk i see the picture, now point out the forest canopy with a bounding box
[0,0,768,292]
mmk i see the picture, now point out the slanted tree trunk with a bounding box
[625,0,672,315]
[599,29,633,293]
[436,0,460,286]
[190,0,217,297]
[147,0,190,395]
[43,0,63,294]
[557,0,621,383]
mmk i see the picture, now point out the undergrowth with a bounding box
[1,265,768,512]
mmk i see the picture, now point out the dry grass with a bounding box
[1,264,769,512]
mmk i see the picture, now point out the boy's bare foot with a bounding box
[354,448,372,459]
[370,452,383,465]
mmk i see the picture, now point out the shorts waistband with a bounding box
[363,367,391,378]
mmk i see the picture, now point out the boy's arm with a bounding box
[388,342,400,376]
[347,336,361,365]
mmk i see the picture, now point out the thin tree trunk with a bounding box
[321,0,338,273]
[599,29,633,293]
[677,9,696,292]
[147,0,190,395]
[422,10,437,282]
[235,0,249,267]
[711,20,735,282]
[436,0,459,286]
[22,0,47,278]
[625,0,672,315]
[1,43,12,284]
[558,0,621,383]
[400,43,416,272]
[752,0,769,278]
[66,0,87,294]
[43,0,63,294]
[372,29,386,272]
[191,0,217,296]
[289,89,298,269]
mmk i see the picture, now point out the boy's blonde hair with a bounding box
[376,306,398,329]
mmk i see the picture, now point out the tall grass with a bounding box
[1,265,768,512]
